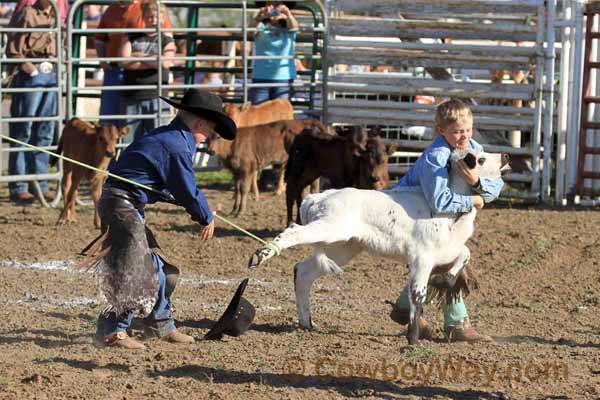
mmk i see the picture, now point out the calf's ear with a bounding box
[463,152,477,169]
[119,127,130,137]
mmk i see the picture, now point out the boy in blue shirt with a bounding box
[92,89,237,350]
[392,99,504,342]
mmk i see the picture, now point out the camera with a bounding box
[261,7,287,27]
[266,8,280,18]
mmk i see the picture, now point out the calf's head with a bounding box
[356,134,396,190]
[224,102,243,124]
[94,124,129,159]
[449,149,510,195]
[205,128,226,157]
[297,119,329,138]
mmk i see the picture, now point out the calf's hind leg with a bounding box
[294,242,362,329]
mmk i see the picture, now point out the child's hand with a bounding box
[472,195,485,210]
[457,160,480,187]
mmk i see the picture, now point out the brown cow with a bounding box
[54,118,129,228]
[220,99,294,198]
[206,118,327,217]
[284,126,397,225]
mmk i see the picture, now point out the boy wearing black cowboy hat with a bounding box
[88,89,236,350]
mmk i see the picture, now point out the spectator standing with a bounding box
[249,1,298,105]
[5,0,58,203]
[94,0,172,128]
[118,0,176,141]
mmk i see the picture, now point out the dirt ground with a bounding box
[1,183,600,400]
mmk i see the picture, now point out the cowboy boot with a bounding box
[444,318,493,343]
[96,331,146,350]
[388,304,433,340]
[161,329,195,344]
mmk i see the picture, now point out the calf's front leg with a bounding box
[56,168,72,225]
[252,170,260,201]
[407,258,434,345]
[91,175,104,229]
[235,170,253,217]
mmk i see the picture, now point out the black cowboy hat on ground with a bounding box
[204,278,256,340]
[160,89,237,140]
[255,1,297,8]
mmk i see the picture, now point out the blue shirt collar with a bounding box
[169,117,192,133]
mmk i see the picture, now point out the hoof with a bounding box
[407,336,419,346]
[248,243,280,269]
[248,253,260,269]
[294,319,315,331]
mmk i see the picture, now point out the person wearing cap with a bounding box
[88,89,236,350]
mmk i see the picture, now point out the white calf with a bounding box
[249,149,509,344]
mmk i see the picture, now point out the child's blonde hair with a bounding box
[435,98,473,130]
[142,0,166,16]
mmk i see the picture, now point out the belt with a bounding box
[102,187,145,211]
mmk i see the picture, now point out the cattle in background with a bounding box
[206,119,327,217]
[284,126,396,225]
[53,118,129,228]
[216,99,295,199]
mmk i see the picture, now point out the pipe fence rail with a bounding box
[0,0,597,206]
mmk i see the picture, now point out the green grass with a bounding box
[195,170,233,185]
[403,345,440,360]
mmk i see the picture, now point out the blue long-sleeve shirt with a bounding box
[106,118,214,225]
[395,135,504,215]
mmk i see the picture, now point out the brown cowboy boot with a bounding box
[389,305,434,340]
[444,319,493,343]
[162,329,195,344]
[97,331,147,350]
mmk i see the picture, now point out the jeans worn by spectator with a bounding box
[99,66,124,128]
[95,210,176,339]
[121,97,162,143]
[8,70,57,197]
[249,78,294,105]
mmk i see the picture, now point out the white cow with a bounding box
[249,149,510,344]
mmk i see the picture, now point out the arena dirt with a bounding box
[0,185,599,400]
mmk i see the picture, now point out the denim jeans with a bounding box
[249,78,294,105]
[99,66,124,128]
[120,97,165,144]
[96,210,176,339]
[8,71,58,196]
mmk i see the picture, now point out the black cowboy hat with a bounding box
[204,278,256,340]
[160,89,236,140]
[255,1,297,8]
